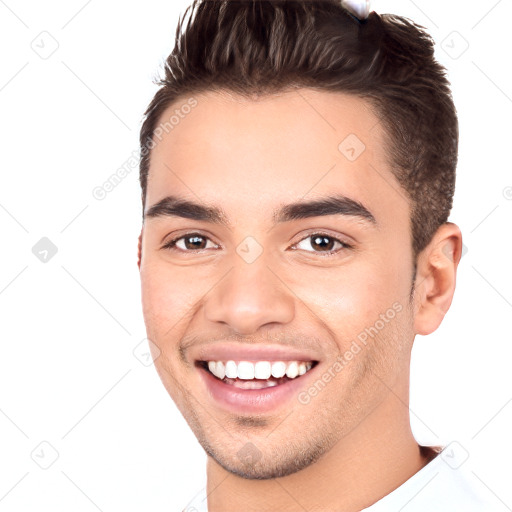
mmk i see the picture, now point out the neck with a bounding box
[205,378,437,512]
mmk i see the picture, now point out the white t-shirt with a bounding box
[182,443,502,511]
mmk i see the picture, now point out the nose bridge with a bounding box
[204,252,295,334]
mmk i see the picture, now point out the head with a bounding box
[138,0,462,479]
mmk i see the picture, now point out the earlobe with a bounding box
[137,229,143,270]
[413,223,463,335]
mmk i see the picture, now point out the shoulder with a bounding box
[182,487,208,512]
[363,442,506,511]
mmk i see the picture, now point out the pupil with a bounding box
[185,236,206,250]
[312,235,334,251]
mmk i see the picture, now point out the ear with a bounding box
[137,228,143,270]
[413,222,463,335]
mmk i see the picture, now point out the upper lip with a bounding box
[192,343,321,363]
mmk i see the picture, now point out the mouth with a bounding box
[196,359,319,389]
[191,343,322,413]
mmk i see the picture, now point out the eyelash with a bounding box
[161,232,353,257]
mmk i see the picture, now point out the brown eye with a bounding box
[162,233,217,252]
[182,235,207,250]
[310,235,336,252]
[293,233,351,255]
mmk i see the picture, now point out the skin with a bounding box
[138,89,463,512]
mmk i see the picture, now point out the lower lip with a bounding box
[197,364,317,414]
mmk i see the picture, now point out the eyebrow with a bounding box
[144,194,376,227]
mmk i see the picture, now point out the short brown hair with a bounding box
[139,0,458,257]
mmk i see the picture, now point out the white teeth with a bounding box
[205,359,315,381]
[215,361,225,380]
[254,361,271,379]
[229,379,280,389]
[225,360,237,379]
[271,361,287,378]
[285,361,299,379]
[237,361,255,380]
[208,361,225,379]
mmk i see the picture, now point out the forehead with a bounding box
[146,89,407,224]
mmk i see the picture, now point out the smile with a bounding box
[196,358,319,412]
[203,359,315,388]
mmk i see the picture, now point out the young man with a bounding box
[137,1,497,510]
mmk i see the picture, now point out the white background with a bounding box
[0,0,511,510]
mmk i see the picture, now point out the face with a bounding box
[139,89,417,479]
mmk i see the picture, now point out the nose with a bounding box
[203,258,295,335]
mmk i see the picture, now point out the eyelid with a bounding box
[162,230,353,257]
[290,231,353,256]
[161,231,221,252]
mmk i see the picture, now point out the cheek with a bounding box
[140,263,199,334]
[286,259,408,341]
